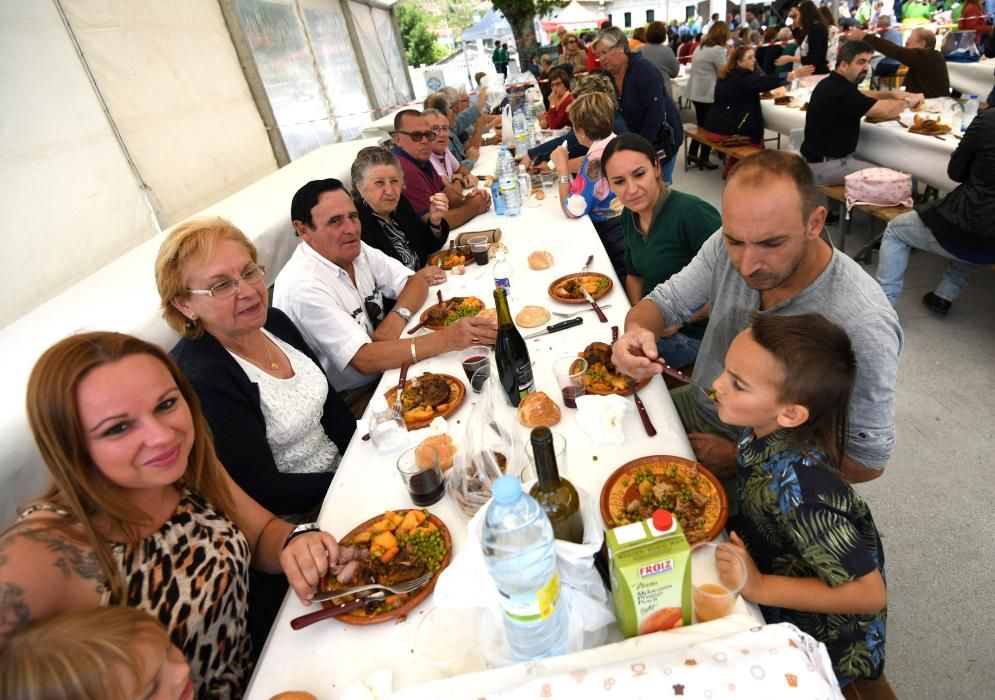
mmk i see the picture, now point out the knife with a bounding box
[523,316,584,339]
[290,592,386,630]
[581,288,608,323]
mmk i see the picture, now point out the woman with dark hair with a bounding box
[630,26,648,51]
[687,21,730,169]
[777,1,830,74]
[601,133,721,368]
[756,26,783,73]
[639,20,681,98]
[676,34,699,63]
[818,6,841,69]
[705,46,813,176]
[539,67,573,128]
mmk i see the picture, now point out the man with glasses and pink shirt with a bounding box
[391,109,490,230]
[423,107,479,207]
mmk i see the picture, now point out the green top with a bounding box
[622,189,721,340]
[902,1,935,20]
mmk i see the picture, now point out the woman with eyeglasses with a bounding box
[538,67,573,129]
[155,217,354,653]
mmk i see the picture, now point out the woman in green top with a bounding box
[601,133,722,369]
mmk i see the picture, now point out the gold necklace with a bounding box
[225,335,279,371]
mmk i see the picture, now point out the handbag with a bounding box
[844,168,913,215]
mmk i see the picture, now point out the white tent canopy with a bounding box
[461,8,514,42]
[541,0,608,31]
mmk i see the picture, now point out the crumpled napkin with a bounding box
[340,670,391,700]
[574,394,630,444]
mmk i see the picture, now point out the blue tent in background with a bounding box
[460,8,513,42]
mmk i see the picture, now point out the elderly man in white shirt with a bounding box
[274,178,498,416]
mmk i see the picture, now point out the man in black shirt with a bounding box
[801,40,924,187]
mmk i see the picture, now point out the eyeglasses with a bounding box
[594,45,620,61]
[566,39,578,44]
[396,130,435,142]
[429,125,450,133]
[188,264,266,298]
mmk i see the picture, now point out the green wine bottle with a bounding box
[528,427,584,544]
[493,287,535,407]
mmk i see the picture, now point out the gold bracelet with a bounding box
[410,338,418,364]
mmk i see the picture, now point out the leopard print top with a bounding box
[99,489,252,698]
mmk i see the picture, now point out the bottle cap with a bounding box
[491,475,522,505]
[652,510,673,531]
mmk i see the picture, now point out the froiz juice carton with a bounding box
[606,509,691,638]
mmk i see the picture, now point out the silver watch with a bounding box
[392,307,412,321]
[283,522,320,549]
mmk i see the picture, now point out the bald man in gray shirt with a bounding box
[612,150,902,484]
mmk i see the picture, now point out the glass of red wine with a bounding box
[460,345,491,383]
[468,236,490,266]
[553,356,587,409]
[397,445,445,507]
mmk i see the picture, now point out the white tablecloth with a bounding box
[246,147,763,699]
[760,99,959,191]
[0,138,380,523]
[946,59,995,98]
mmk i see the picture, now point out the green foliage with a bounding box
[492,0,569,60]
[396,3,447,66]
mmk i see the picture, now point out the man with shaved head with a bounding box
[847,24,950,97]
[611,151,902,488]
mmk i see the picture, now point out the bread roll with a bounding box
[515,305,550,328]
[268,693,318,700]
[531,188,545,201]
[477,308,497,323]
[518,392,561,427]
[416,434,457,471]
[528,250,554,270]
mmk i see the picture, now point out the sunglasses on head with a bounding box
[396,130,434,142]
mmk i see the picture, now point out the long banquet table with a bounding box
[246,146,762,698]
[760,96,960,191]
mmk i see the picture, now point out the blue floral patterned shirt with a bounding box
[736,429,887,685]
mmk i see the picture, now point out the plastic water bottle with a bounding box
[526,104,539,148]
[962,95,979,133]
[492,179,505,216]
[512,109,528,159]
[482,476,568,661]
[366,395,407,453]
[493,249,513,297]
[517,164,532,201]
[498,149,521,217]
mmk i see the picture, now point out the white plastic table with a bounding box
[245,146,762,699]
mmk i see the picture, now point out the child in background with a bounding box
[711,312,887,686]
[0,606,193,700]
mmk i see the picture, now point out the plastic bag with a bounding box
[480,73,508,113]
[432,485,616,668]
[445,374,523,521]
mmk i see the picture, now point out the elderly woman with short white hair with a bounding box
[352,145,449,271]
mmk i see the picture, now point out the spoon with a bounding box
[649,358,717,401]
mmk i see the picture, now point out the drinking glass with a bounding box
[552,356,586,408]
[397,445,445,506]
[522,431,567,481]
[540,171,557,194]
[460,345,490,383]
[470,364,491,394]
[467,235,489,265]
[691,542,747,623]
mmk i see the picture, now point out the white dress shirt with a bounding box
[273,241,413,391]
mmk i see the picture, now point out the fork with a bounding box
[289,571,435,630]
[311,571,433,603]
[650,358,717,401]
[581,254,593,272]
[551,304,613,319]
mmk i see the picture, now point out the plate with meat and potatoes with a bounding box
[418,296,485,331]
[384,373,466,429]
[548,272,613,303]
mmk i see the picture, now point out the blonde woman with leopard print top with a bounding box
[0,332,344,697]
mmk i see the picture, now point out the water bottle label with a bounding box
[498,571,561,622]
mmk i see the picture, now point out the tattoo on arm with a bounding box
[6,529,107,593]
[0,582,31,642]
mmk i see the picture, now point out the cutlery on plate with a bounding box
[406,293,447,335]
[363,363,410,440]
[310,571,433,604]
[628,377,658,437]
[581,288,608,323]
[523,316,584,339]
[551,304,613,319]
[290,593,380,630]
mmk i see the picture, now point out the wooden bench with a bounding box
[817,184,913,262]
[683,123,764,172]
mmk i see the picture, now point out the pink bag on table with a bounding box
[844,167,913,216]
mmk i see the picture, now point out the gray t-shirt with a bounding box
[647,231,903,471]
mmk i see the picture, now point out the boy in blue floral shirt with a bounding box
[710,312,887,686]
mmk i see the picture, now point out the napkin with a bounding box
[340,670,392,700]
[574,394,630,444]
